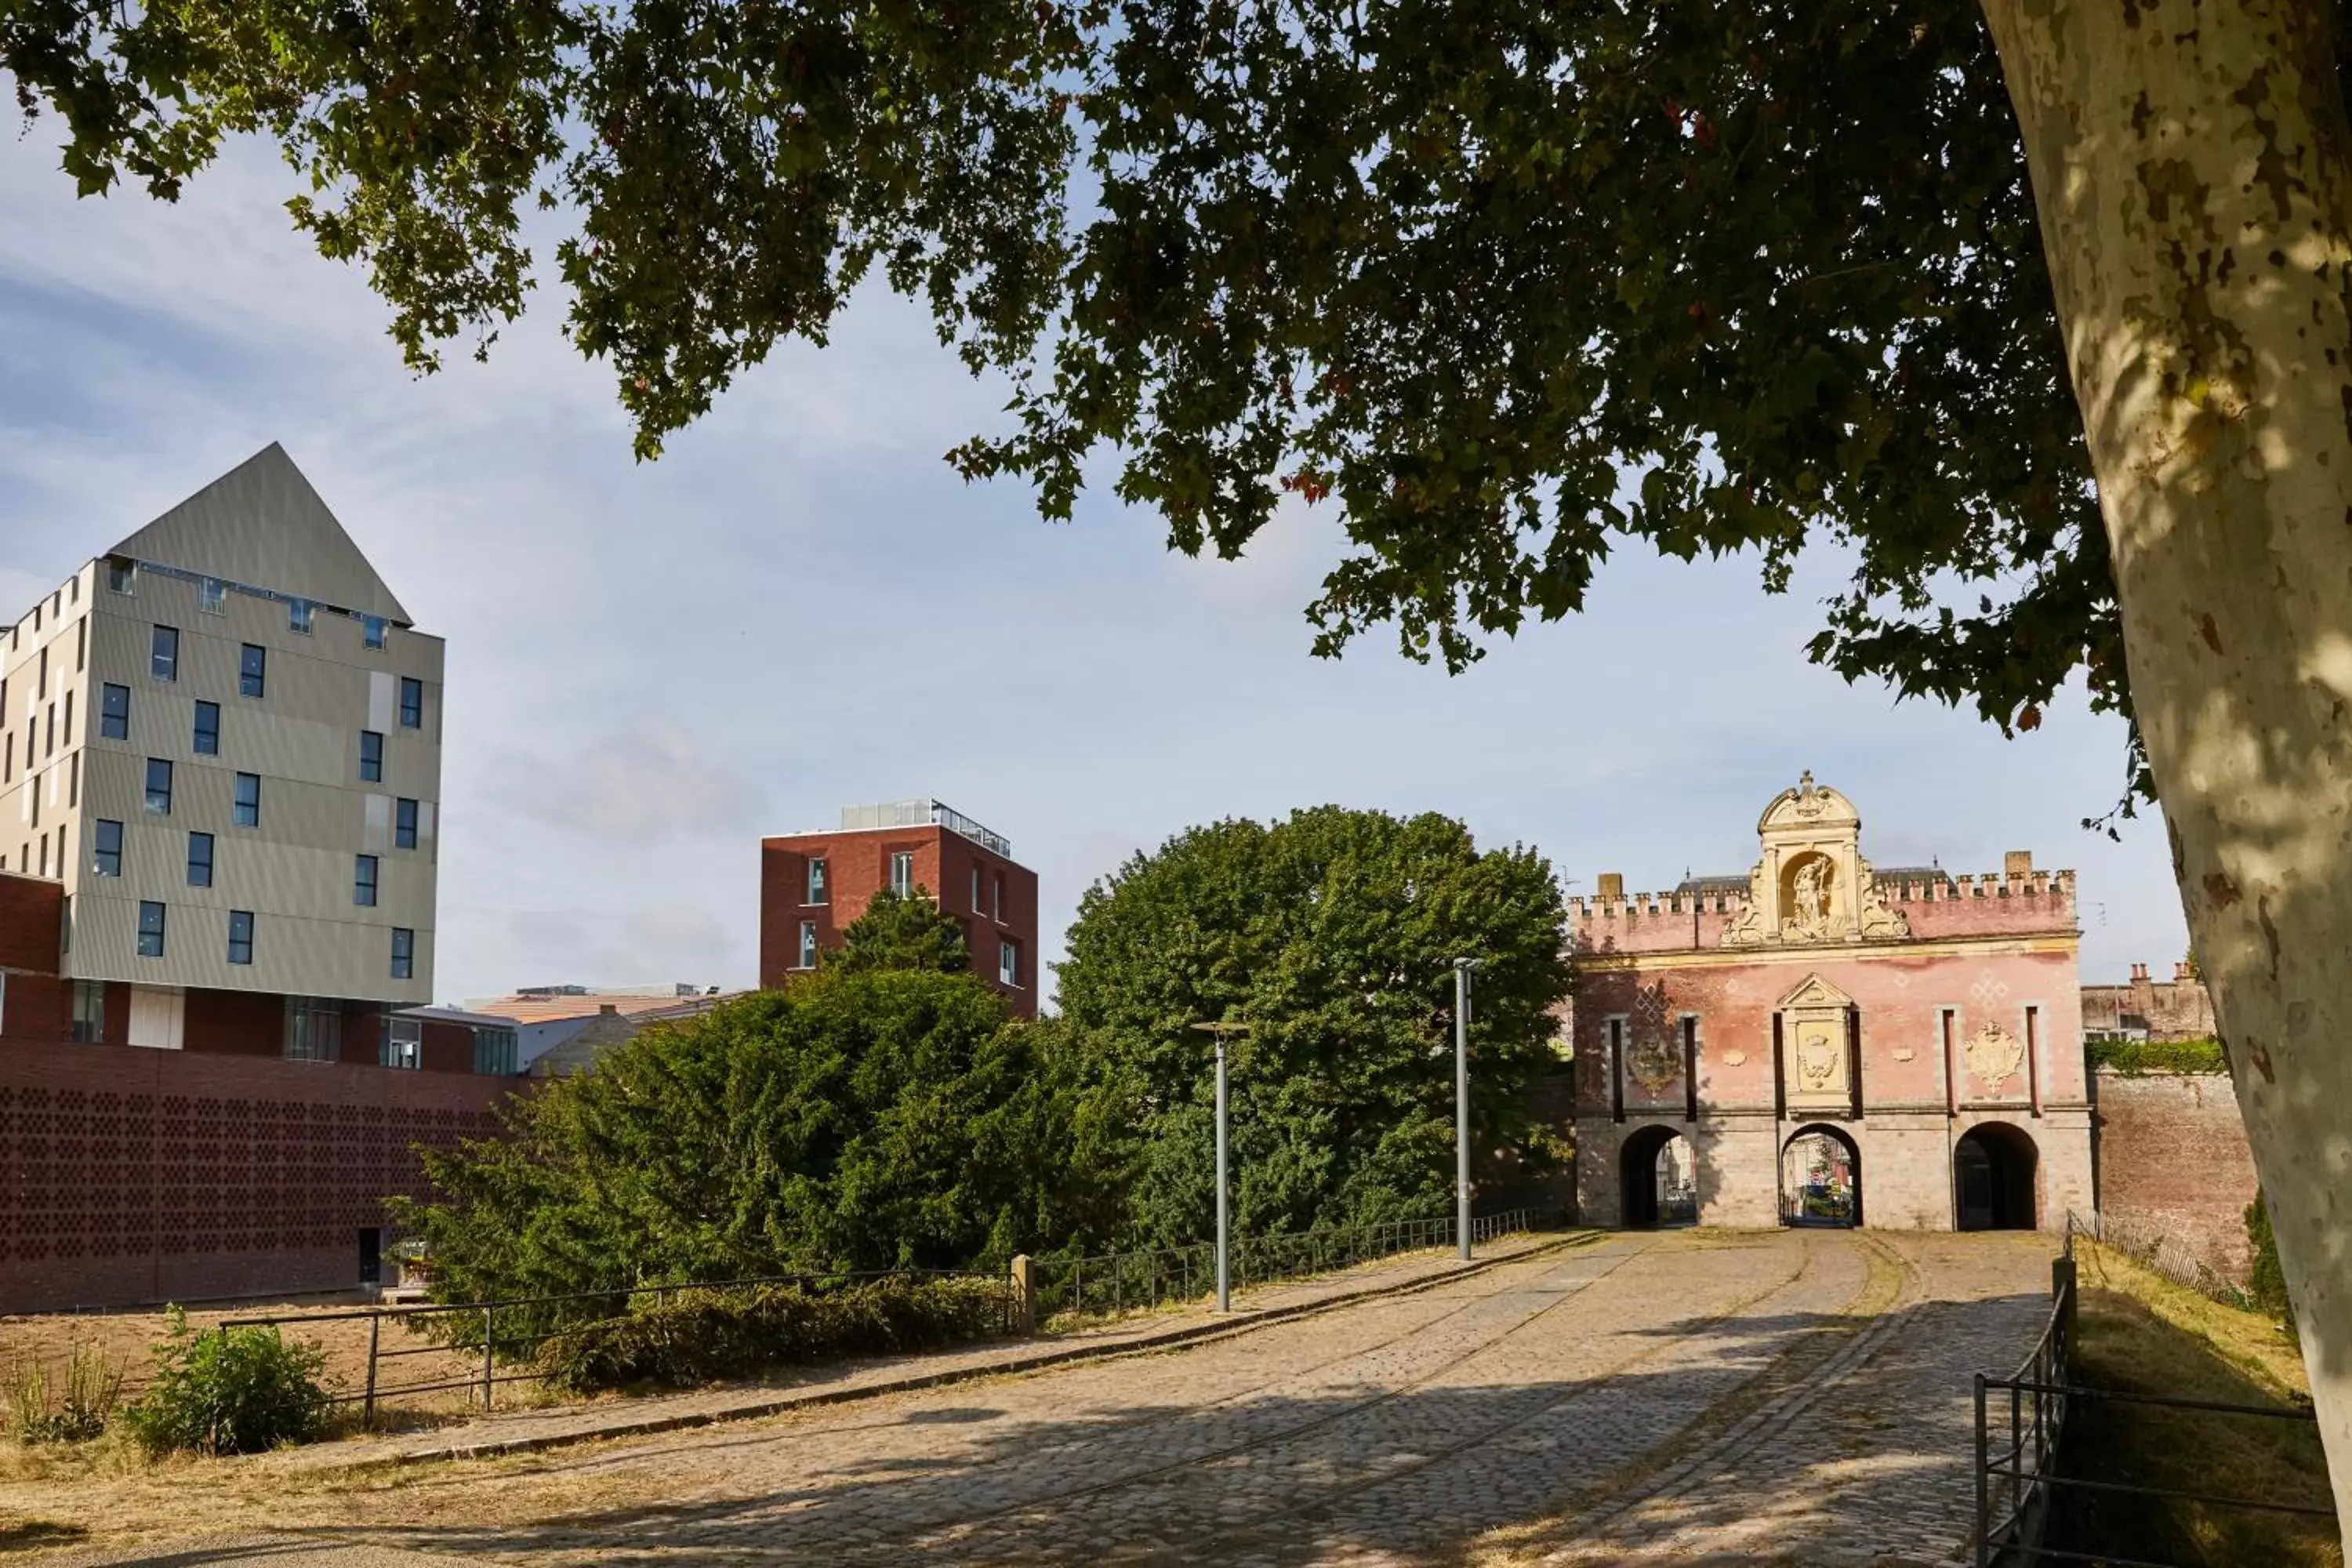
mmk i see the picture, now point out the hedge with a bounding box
[2086,1037,2228,1076]
[535,1276,1016,1393]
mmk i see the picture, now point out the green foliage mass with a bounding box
[536,1276,1014,1393]
[1054,805,1572,1247]
[2247,1192,2297,1330]
[828,888,970,975]
[2,2,2147,778]
[2085,1037,2229,1076]
[397,969,1118,1334]
[118,1308,333,1456]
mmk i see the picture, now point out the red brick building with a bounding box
[760,800,1040,1018]
[1568,775,2093,1233]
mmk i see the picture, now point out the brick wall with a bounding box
[0,1037,516,1312]
[2093,1068,2259,1281]
[2082,964,2217,1041]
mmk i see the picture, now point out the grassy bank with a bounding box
[2045,1240,2338,1566]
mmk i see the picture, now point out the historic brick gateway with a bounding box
[1568,775,2094,1232]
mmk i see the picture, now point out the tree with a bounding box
[12,0,2352,1515]
[396,970,1113,1330]
[828,887,971,975]
[1054,806,1571,1246]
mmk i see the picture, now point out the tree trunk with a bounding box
[1980,0,2352,1527]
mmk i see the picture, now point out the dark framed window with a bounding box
[136,900,166,958]
[395,797,419,849]
[798,920,818,970]
[187,831,214,887]
[151,624,179,681]
[289,599,314,634]
[233,772,260,826]
[199,578,225,614]
[354,854,379,907]
[107,560,134,594]
[889,851,914,898]
[100,683,129,740]
[999,938,1019,987]
[397,676,423,729]
[193,700,220,755]
[227,909,254,965]
[93,818,122,877]
[144,757,172,815]
[239,643,267,698]
[380,1017,421,1069]
[362,616,388,650]
[359,730,383,782]
[473,1027,518,1076]
[390,927,415,981]
[807,858,827,903]
[71,978,104,1042]
[285,996,341,1062]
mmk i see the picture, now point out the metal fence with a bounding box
[1033,1208,1541,1321]
[216,1265,1015,1426]
[1972,1215,2327,1566]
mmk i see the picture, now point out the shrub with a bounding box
[2245,1192,2296,1330]
[537,1276,1014,1394]
[2086,1037,2228,1076]
[118,1307,336,1455]
[5,1343,123,1444]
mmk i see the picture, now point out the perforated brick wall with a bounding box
[0,1038,513,1312]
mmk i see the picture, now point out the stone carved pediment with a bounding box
[1777,971,1854,1109]
[1777,973,1854,1011]
[1720,772,1911,949]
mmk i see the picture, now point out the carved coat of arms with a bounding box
[1627,1029,1679,1091]
[1966,1022,2026,1093]
[1795,1024,1842,1090]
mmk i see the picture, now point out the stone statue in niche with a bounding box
[1784,855,1835,940]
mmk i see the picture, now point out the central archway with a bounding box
[1619,1125,1698,1229]
[1780,1124,1862,1228]
[1955,1121,2039,1230]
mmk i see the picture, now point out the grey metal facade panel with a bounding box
[70,887,429,1003]
[103,445,415,623]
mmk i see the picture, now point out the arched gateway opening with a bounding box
[1780,1125,1862,1228]
[1619,1126,1698,1229]
[1955,1122,2039,1230]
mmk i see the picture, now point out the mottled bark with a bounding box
[1980,0,2352,1526]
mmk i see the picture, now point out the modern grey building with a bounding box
[0,444,442,1054]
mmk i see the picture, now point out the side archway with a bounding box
[1955,1121,2039,1231]
[1619,1124,1698,1229]
[1780,1124,1862,1228]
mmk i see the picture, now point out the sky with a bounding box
[0,131,2190,1007]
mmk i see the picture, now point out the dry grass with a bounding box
[2049,1240,2339,1566]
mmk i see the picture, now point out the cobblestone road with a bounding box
[44,1229,2057,1568]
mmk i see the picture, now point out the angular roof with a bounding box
[466,991,721,1027]
[107,443,412,623]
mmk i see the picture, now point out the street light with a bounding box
[1189,1018,1250,1311]
[1454,959,1482,1261]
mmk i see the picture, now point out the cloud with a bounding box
[479,719,771,845]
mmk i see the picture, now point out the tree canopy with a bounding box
[1053,805,1572,1245]
[828,887,971,975]
[4,0,2122,765]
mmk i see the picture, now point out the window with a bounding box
[74,616,84,671]
[136,900,166,958]
[395,797,419,850]
[200,577,225,614]
[993,873,1004,920]
[999,939,1020,988]
[107,560,134,594]
[359,730,383,782]
[362,615,387,651]
[354,854,379,906]
[187,831,214,887]
[100,684,129,740]
[144,757,172,815]
[806,858,828,904]
[285,996,341,1062]
[798,920,818,970]
[474,1026,519,1076]
[233,772,260,826]
[239,643,266,698]
[970,866,981,911]
[227,909,254,965]
[71,979,104,1042]
[397,677,423,729]
[889,851,915,898]
[151,624,179,681]
[193,700,219,755]
[289,599,314,634]
[390,927,415,981]
[380,1016,421,1070]
[93,819,122,877]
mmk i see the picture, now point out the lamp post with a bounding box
[1189,1018,1250,1310]
[1454,959,1481,1261]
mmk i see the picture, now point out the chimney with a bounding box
[599,1003,619,1014]
[1597,872,1624,900]
[2004,850,2034,878]
[2174,961,2194,983]
[2130,962,2149,982]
